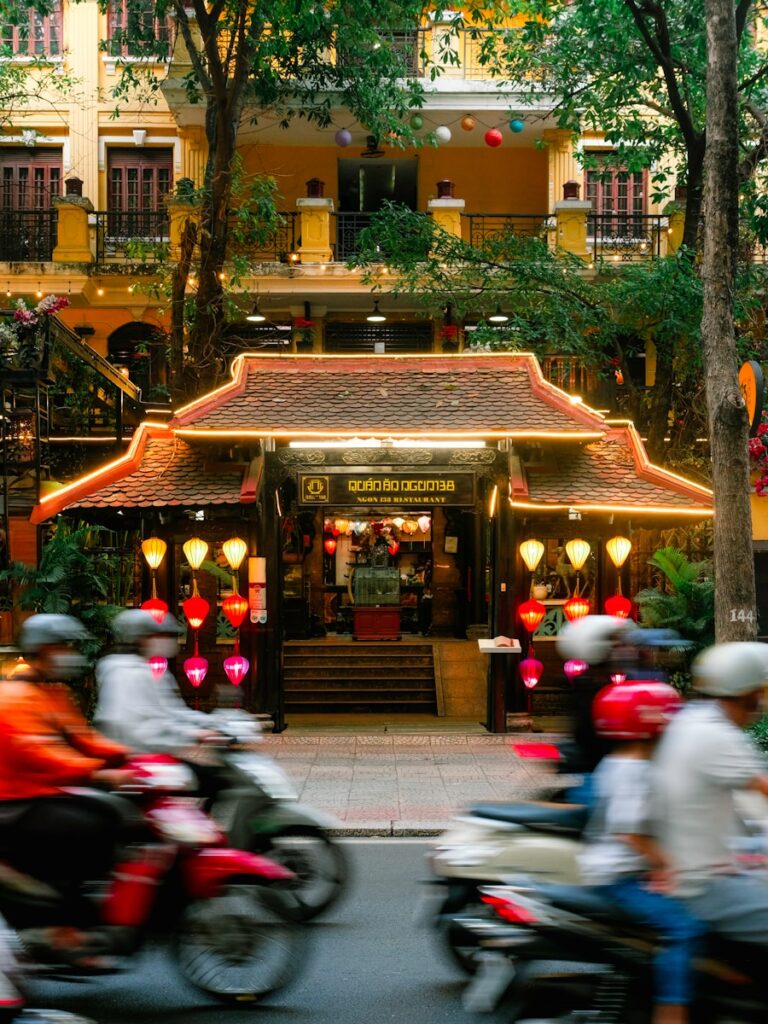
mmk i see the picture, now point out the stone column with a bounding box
[52,196,94,262]
[543,129,582,213]
[179,127,207,188]
[297,197,334,263]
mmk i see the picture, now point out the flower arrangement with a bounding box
[0,295,70,369]
[749,415,768,496]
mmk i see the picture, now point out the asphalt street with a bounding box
[26,839,501,1024]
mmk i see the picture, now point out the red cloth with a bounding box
[511,742,561,760]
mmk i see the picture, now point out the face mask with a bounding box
[48,652,88,681]
[145,637,179,660]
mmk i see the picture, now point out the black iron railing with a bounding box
[231,211,298,262]
[94,210,170,262]
[333,212,375,261]
[588,213,665,262]
[0,209,56,262]
[464,213,548,246]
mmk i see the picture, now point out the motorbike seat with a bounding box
[533,883,644,926]
[469,802,589,836]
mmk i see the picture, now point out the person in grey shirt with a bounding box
[654,641,768,944]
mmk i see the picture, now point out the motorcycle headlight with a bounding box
[228,754,299,800]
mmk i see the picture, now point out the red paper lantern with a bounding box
[222,593,248,629]
[182,594,210,631]
[563,596,591,622]
[324,536,337,555]
[141,597,168,624]
[148,655,167,680]
[605,594,633,619]
[388,540,400,555]
[563,659,588,683]
[518,599,546,633]
[484,128,503,147]
[184,655,208,688]
[223,654,250,687]
[519,657,543,689]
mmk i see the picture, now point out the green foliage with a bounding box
[748,715,768,753]
[634,546,715,652]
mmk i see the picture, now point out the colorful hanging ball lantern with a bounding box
[417,515,431,534]
[519,657,543,690]
[435,125,452,144]
[222,536,248,570]
[148,655,168,680]
[324,536,338,555]
[563,659,588,683]
[388,540,400,556]
[141,596,169,624]
[335,518,350,535]
[460,114,476,131]
[484,128,503,148]
[409,113,424,130]
[509,118,525,133]
[223,654,250,687]
[184,655,208,688]
[604,594,633,619]
[182,594,210,631]
[222,593,248,630]
[334,128,353,147]
[402,520,418,535]
[563,595,591,622]
[518,599,546,633]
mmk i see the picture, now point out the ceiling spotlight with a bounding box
[366,300,386,323]
[488,306,509,324]
[246,299,266,323]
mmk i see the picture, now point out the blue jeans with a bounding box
[597,878,706,1005]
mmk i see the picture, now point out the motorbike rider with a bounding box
[580,681,705,1024]
[653,641,768,947]
[0,615,131,916]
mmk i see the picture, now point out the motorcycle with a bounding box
[200,710,350,921]
[460,882,768,1023]
[0,755,308,1005]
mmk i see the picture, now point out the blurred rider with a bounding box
[654,642,768,948]
[0,614,130,903]
[94,609,219,753]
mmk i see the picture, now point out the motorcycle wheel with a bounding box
[261,828,350,921]
[174,884,307,1003]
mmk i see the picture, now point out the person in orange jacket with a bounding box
[0,614,132,912]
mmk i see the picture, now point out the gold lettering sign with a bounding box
[300,475,330,503]
[298,473,474,506]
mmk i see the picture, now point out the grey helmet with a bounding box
[111,609,164,646]
[556,614,633,665]
[156,612,183,636]
[692,642,768,697]
[18,613,92,655]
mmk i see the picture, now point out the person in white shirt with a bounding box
[654,642,768,943]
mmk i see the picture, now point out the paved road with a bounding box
[27,840,501,1024]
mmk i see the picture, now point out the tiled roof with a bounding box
[173,353,607,437]
[517,426,712,514]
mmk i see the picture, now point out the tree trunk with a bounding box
[702,0,756,641]
[682,144,705,252]
[644,342,675,461]
[170,215,197,403]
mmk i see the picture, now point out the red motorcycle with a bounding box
[0,756,308,1005]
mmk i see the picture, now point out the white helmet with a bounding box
[556,614,633,664]
[111,609,163,646]
[692,642,768,697]
[18,613,91,655]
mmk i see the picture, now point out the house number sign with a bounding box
[299,472,476,506]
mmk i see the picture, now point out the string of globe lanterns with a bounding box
[333,113,526,150]
[140,535,253,692]
[322,515,431,558]
[515,535,634,695]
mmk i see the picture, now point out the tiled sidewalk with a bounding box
[260,732,560,835]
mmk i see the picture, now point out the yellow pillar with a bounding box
[51,197,94,262]
[554,198,591,261]
[427,197,465,237]
[65,2,99,203]
[166,197,198,259]
[179,127,207,188]
[297,198,334,263]
[543,129,582,213]
[666,204,685,254]
[751,492,768,541]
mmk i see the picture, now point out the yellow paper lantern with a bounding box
[334,518,350,535]
[519,539,545,574]
[605,535,632,569]
[402,520,419,535]
[222,536,248,570]
[141,537,167,570]
[565,538,591,571]
[183,537,209,570]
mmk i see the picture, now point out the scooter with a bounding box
[460,882,768,1023]
[201,710,350,921]
[0,755,308,1006]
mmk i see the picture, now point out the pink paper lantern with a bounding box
[148,655,167,680]
[184,655,208,688]
[223,654,250,687]
[519,656,543,690]
[564,659,588,683]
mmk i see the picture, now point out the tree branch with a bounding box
[172,1,212,93]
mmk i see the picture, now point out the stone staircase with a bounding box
[283,641,438,714]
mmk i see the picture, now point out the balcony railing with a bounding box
[0,209,56,262]
[94,210,170,262]
[464,213,549,246]
[588,213,665,262]
[333,212,374,261]
[229,212,298,262]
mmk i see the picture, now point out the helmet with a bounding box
[156,613,183,636]
[556,615,633,665]
[592,680,683,740]
[692,642,768,697]
[18,614,92,655]
[111,609,165,646]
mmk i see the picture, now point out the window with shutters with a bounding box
[0,149,61,210]
[105,148,172,243]
[107,0,172,57]
[585,155,646,234]
[1,1,62,57]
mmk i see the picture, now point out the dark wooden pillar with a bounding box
[486,472,522,731]
[261,456,286,731]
